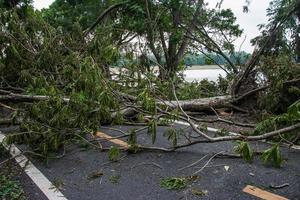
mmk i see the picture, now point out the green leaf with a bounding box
[160,177,187,190]
[234,141,253,162]
[128,129,137,145]
[163,128,177,147]
[108,146,120,161]
[148,120,157,144]
[261,145,282,167]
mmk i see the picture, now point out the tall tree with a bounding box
[85,0,242,80]
[252,0,300,61]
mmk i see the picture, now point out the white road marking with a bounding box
[0,132,68,200]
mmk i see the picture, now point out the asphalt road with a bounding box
[1,124,300,200]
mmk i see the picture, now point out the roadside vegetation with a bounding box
[0,147,26,200]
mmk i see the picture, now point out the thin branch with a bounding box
[192,151,225,174]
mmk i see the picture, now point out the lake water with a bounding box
[183,65,226,82]
[111,65,227,82]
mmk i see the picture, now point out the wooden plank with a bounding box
[243,185,289,200]
[95,131,129,149]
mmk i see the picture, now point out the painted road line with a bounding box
[0,132,68,200]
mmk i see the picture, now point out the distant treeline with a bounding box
[115,51,251,67]
[183,51,251,66]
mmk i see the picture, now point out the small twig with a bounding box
[0,102,17,111]
[100,155,127,167]
[194,164,227,169]
[178,155,208,171]
[192,151,225,175]
[269,183,289,189]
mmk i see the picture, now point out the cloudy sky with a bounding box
[33,0,271,53]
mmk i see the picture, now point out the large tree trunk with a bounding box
[160,95,231,112]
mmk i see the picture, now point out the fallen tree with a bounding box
[1,0,300,169]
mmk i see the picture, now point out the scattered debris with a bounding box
[269,183,289,189]
[178,155,208,171]
[160,175,199,190]
[51,177,65,191]
[87,170,104,181]
[243,185,288,200]
[160,177,188,190]
[109,175,121,184]
[95,131,129,149]
[191,188,208,196]
[193,151,225,175]
[224,165,230,171]
[108,147,120,161]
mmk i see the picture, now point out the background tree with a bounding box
[91,0,243,80]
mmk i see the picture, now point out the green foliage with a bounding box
[252,0,299,60]
[128,129,137,146]
[0,175,26,200]
[261,144,283,167]
[184,52,250,66]
[257,56,300,113]
[137,87,156,113]
[42,0,107,31]
[0,158,26,200]
[109,175,121,184]
[253,99,300,143]
[148,120,157,144]
[160,175,199,190]
[109,146,120,161]
[160,177,187,190]
[163,128,178,147]
[234,141,253,162]
[216,128,230,136]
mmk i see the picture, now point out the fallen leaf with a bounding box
[87,170,104,180]
[192,188,208,196]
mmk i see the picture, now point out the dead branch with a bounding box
[0,90,70,103]
[178,154,208,171]
[192,151,225,174]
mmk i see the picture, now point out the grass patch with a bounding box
[0,146,27,200]
[0,174,26,200]
[160,177,187,190]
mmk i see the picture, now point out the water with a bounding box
[183,66,226,82]
[111,65,227,82]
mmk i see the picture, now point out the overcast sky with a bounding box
[33,0,271,53]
